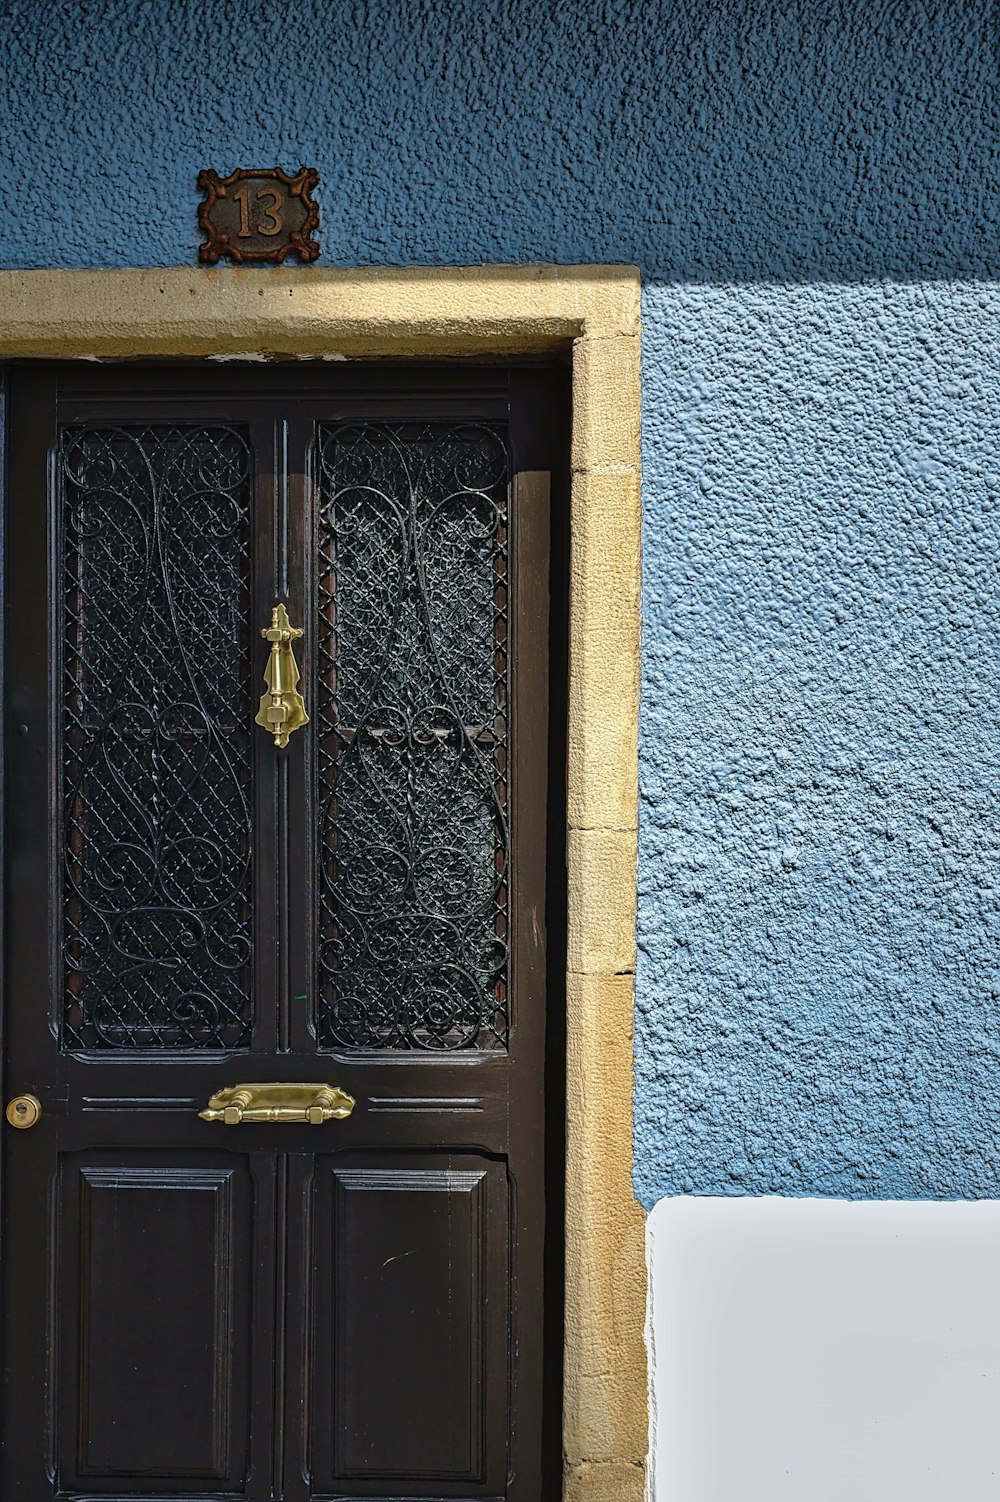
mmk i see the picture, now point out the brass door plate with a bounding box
[199,1083,355,1125]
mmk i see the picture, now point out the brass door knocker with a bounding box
[255,604,308,747]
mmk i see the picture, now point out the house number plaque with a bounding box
[198,166,320,264]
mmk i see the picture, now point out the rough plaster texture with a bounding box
[0,0,995,279]
[0,0,998,1206]
[636,281,1000,1203]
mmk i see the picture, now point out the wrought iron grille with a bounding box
[316,423,510,1050]
[61,426,254,1049]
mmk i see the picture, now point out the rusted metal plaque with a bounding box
[198,167,320,264]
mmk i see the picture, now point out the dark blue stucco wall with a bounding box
[1,0,998,1203]
[0,0,997,278]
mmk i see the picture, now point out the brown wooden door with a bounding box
[0,363,567,1501]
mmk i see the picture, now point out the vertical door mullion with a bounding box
[505,467,552,1500]
[249,415,281,1061]
[284,416,316,1058]
[244,413,283,1497]
[280,1150,315,1502]
[279,415,317,1498]
[506,366,565,1499]
[4,369,59,1091]
[1,367,60,1498]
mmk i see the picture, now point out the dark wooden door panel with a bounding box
[310,1156,508,1494]
[58,1152,254,1491]
[1,364,566,1502]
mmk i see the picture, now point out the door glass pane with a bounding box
[60,426,254,1049]
[316,424,510,1050]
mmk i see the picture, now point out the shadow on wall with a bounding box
[0,0,995,277]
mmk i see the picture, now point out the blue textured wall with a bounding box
[1,0,997,1202]
[0,0,996,277]
[637,282,1000,1202]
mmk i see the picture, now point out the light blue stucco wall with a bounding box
[637,280,1000,1201]
[1,0,997,1202]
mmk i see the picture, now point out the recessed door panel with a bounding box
[59,1156,253,1488]
[311,1157,509,1493]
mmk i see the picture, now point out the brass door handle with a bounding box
[198,1082,355,1125]
[255,604,308,748]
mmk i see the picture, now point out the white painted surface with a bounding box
[648,1197,1000,1501]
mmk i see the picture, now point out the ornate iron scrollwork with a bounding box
[61,426,254,1049]
[315,423,511,1051]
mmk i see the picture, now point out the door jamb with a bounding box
[0,264,646,1502]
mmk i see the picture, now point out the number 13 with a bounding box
[234,185,284,238]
